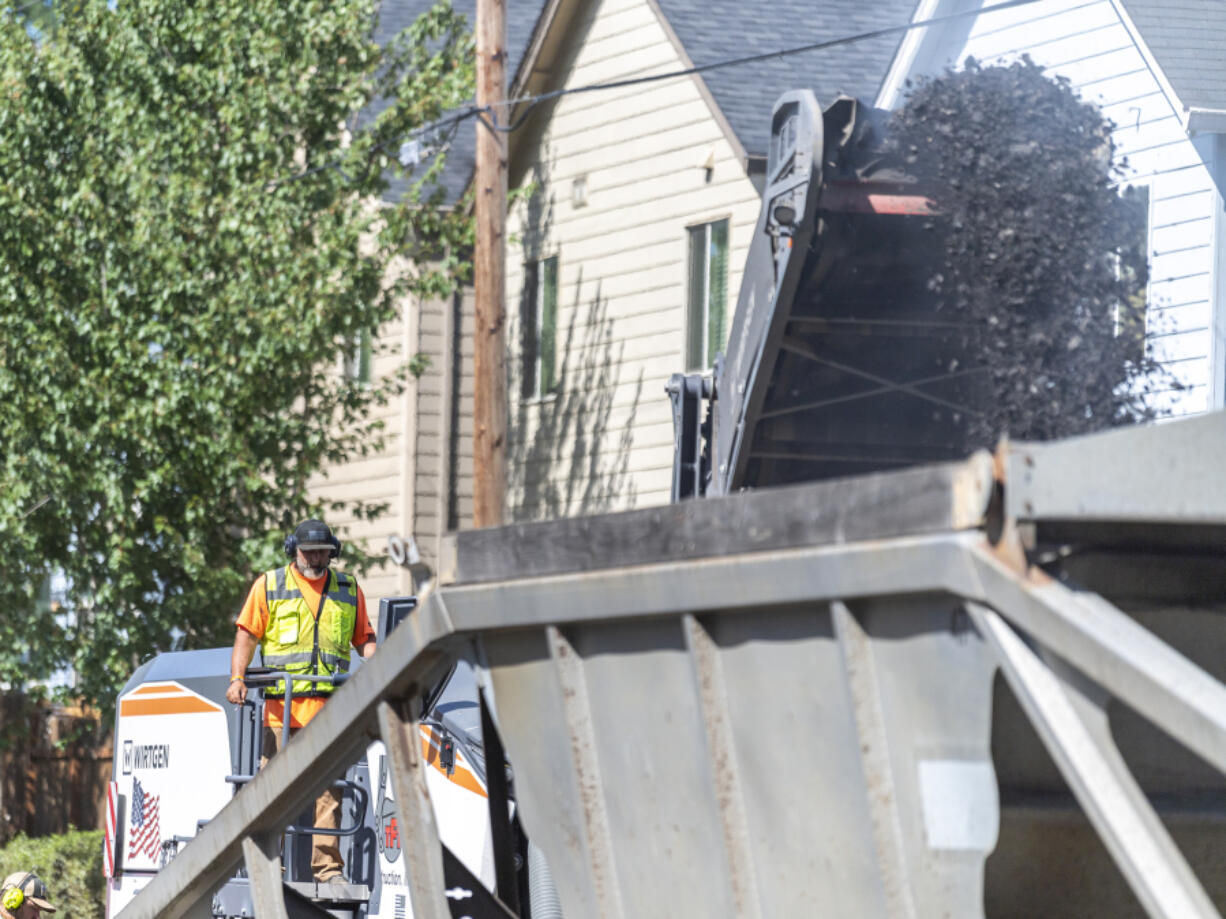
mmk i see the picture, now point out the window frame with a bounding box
[342,326,374,386]
[684,216,732,372]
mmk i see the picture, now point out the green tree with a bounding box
[11,0,61,40]
[0,829,104,918]
[0,0,473,715]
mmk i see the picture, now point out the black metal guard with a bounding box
[283,779,370,838]
[241,669,350,749]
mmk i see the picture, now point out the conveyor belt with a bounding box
[713,92,978,493]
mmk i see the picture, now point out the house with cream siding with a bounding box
[879,0,1226,416]
[504,0,922,520]
[313,0,1226,577]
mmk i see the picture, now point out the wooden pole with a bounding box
[473,0,508,528]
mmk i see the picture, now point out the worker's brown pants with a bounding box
[261,726,344,881]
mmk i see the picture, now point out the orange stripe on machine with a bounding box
[420,726,488,799]
[119,682,222,716]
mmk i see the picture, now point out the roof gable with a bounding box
[508,0,922,167]
[1116,0,1226,115]
[654,0,921,157]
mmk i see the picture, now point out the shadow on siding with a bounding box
[510,265,642,520]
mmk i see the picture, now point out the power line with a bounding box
[266,106,480,189]
[7,0,1053,191]
[3,0,53,18]
[491,0,1048,133]
[275,0,1047,187]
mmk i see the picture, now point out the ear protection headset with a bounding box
[283,528,343,561]
[2,874,31,912]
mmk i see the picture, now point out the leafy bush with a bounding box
[0,829,104,919]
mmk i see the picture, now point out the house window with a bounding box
[343,327,373,385]
[522,255,558,398]
[686,218,730,370]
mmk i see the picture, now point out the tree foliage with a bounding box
[0,829,104,918]
[888,59,1168,446]
[0,0,473,713]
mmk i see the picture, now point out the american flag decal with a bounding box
[128,777,161,861]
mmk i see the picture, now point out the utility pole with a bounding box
[473,0,508,528]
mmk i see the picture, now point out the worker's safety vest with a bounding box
[260,565,358,698]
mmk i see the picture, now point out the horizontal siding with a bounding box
[527,174,754,242]
[547,77,700,138]
[1102,91,1172,132]
[1149,164,1214,199]
[966,0,1115,40]
[514,398,676,448]
[1151,215,1211,252]
[412,291,449,569]
[1149,300,1211,335]
[1150,247,1212,283]
[1150,381,1209,415]
[1152,190,1215,226]
[506,0,761,520]
[1113,114,1189,156]
[309,303,408,599]
[452,289,475,532]
[563,35,681,88]
[306,277,478,601]
[535,124,736,191]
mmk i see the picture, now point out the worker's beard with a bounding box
[297,562,329,579]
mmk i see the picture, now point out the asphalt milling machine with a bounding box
[105,594,562,919]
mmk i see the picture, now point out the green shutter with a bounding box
[540,257,558,394]
[686,225,706,370]
[521,261,538,398]
[358,327,372,384]
[707,219,729,367]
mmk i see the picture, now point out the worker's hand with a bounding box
[226,678,247,705]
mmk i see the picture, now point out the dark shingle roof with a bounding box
[656,0,920,158]
[371,0,922,196]
[1118,0,1226,113]
[373,0,544,202]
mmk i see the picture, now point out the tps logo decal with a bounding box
[375,757,402,863]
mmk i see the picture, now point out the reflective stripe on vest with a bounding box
[260,565,357,697]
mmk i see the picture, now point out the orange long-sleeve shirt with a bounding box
[236,567,375,729]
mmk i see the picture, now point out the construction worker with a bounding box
[226,518,377,883]
[0,872,56,917]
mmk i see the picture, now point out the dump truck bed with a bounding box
[118,412,1226,919]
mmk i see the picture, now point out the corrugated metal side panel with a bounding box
[482,594,999,917]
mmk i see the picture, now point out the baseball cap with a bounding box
[2,872,55,913]
[293,519,335,551]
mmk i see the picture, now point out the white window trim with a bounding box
[341,327,373,386]
[684,216,732,372]
[1212,135,1226,409]
[525,254,559,403]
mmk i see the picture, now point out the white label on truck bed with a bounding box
[918,758,1000,851]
